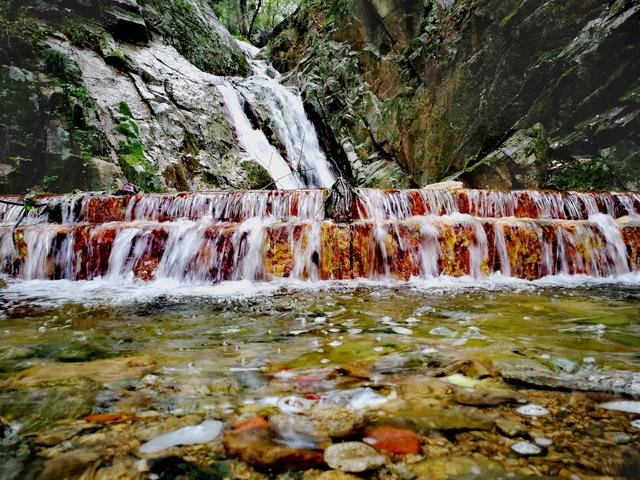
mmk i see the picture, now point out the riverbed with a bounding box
[1,277,639,479]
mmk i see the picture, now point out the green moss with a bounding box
[115,101,161,192]
[544,159,610,191]
[499,1,523,29]
[560,65,577,80]
[118,101,132,117]
[535,46,566,64]
[174,0,195,12]
[64,23,104,49]
[42,47,82,83]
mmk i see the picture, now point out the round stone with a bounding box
[516,404,549,417]
[511,441,543,456]
[324,442,386,472]
[534,437,553,447]
[631,419,640,430]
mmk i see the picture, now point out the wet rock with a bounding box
[604,432,633,444]
[310,404,358,438]
[363,426,421,454]
[231,416,269,432]
[83,413,138,424]
[453,387,520,407]
[28,422,93,447]
[410,456,504,480]
[397,407,496,432]
[467,124,549,190]
[6,356,155,387]
[511,441,543,457]
[317,471,362,480]
[324,442,386,473]
[223,428,324,470]
[40,449,102,480]
[269,413,329,448]
[442,374,481,388]
[139,420,224,453]
[447,358,497,379]
[147,456,233,480]
[495,418,526,438]
[498,361,640,396]
[631,419,640,430]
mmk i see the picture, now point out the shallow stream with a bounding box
[1,277,639,479]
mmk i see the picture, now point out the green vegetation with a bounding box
[560,65,577,80]
[499,0,523,29]
[42,48,81,83]
[208,0,304,42]
[115,101,161,192]
[544,158,610,191]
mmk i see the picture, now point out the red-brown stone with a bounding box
[363,426,421,454]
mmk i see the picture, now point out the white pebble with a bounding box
[516,404,549,417]
[511,441,542,456]
[348,328,362,335]
[392,326,413,335]
[421,347,439,354]
[534,437,553,447]
[600,401,640,414]
[139,420,223,453]
[329,341,343,347]
[631,419,640,429]
[321,358,330,364]
[374,347,384,352]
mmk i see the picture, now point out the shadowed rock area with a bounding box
[266,0,640,191]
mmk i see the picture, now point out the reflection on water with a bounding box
[1,279,639,479]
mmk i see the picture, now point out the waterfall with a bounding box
[215,40,336,189]
[1,188,639,283]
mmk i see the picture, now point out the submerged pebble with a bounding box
[534,437,553,447]
[516,404,549,417]
[630,419,640,429]
[511,441,543,456]
[391,326,413,335]
[429,326,457,338]
[443,374,481,388]
[600,401,640,414]
[324,442,386,472]
[139,420,223,453]
[278,396,314,414]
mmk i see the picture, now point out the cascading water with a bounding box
[1,188,639,284]
[215,40,335,189]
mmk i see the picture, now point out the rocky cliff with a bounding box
[0,0,262,193]
[267,0,640,191]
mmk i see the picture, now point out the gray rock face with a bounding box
[267,0,640,191]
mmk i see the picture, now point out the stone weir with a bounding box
[0,188,639,283]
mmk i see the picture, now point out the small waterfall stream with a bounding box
[1,188,639,284]
[216,41,335,189]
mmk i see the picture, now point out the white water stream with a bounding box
[215,40,335,189]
